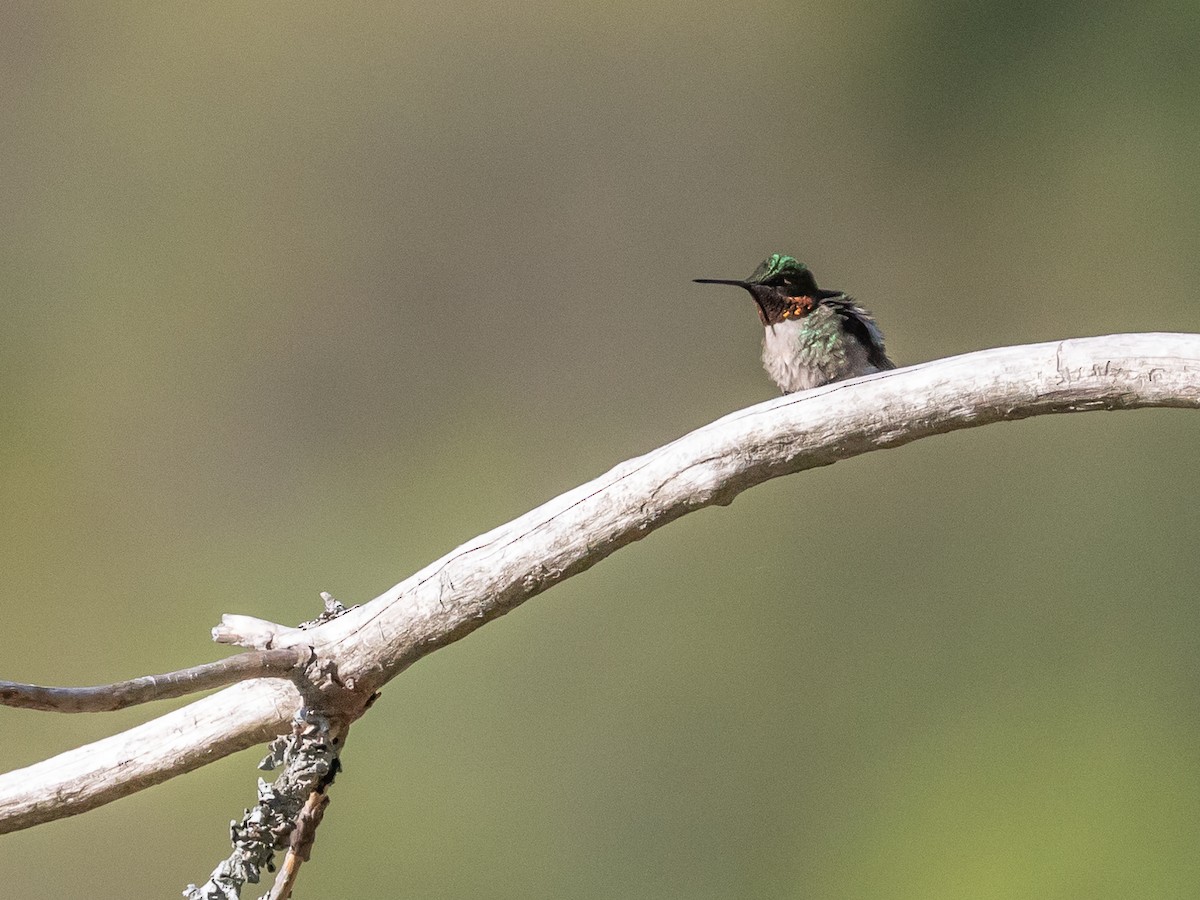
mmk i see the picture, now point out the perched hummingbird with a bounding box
[695,253,894,394]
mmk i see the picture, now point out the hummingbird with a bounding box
[694,253,895,394]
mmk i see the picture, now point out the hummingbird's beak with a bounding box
[694,278,771,325]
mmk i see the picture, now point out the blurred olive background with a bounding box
[2,3,1199,897]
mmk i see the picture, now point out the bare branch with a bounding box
[0,680,301,834]
[0,648,310,713]
[266,789,331,900]
[2,333,1198,834]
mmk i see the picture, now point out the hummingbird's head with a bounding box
[694,253,840,326]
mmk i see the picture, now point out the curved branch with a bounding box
[3,332,1198,833]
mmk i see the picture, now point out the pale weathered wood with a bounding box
[0,680,301,833]
[2,332,1198,834]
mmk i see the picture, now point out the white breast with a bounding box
[761,316,879,393]
[761,319,824,393]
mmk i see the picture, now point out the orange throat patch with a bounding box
[779,296,815,321]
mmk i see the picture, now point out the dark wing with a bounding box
[827,297,895,371]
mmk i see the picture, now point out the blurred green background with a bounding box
[2,2,1198,897]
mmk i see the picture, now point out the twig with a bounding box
[0,648,311,713]
[266,789,330,900]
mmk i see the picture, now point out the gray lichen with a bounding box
[183,709,340,900]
